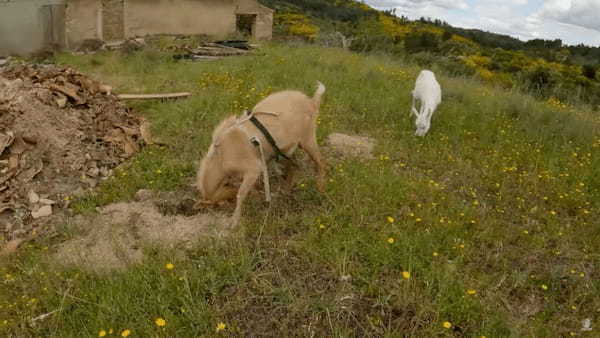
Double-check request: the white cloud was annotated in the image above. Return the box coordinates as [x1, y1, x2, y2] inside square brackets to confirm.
[364, 0, 600, 46]
[537, 0, 600, 32]
[367, 0, 469, 12]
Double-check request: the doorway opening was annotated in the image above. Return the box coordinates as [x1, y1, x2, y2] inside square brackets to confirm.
[236, 14, 256, 38]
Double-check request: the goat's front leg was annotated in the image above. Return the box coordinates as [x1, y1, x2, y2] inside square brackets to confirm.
[282, 159, 298, 192]
[231, 170, 260, 227]
[411, 96, 420, 117]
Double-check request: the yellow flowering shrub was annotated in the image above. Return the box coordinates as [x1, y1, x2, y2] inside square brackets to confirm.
[378, 14, 411, 38]
[276, 13, 319, 40]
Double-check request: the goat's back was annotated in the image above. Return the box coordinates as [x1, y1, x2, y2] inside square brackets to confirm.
[246, 90, 319, 156]
[254, 90, 317, 117]
[413, 70, 441, 106]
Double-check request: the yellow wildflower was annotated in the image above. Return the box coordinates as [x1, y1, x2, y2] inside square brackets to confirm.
[216, 322, 226, 332]
[155, 317, 166, 327]
[541, 284, 548, 290]
[387, 237, 395, 244]
[443, 321, 452, 329]
[99, 330, 107, 337]
[165, 263, 174, 270]
[387, 216, 394, 223]
[467, 289, 477, 295]
[121, 329, 131, 337]
[402, 271, 410, 279]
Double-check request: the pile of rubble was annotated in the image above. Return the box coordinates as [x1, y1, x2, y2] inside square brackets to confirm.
[0, 63, 144, 242]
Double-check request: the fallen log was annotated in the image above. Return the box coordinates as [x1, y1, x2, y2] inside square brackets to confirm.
[116, 92, 191, 100]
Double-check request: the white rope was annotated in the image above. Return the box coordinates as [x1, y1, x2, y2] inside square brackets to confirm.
[237, 110, 280, 125]
[216, 110, 279, 202]
[250, 136, 271, 202]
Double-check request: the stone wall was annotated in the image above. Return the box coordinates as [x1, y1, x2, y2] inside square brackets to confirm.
[59, 0, 273, 50]
[235, 0, 273, 40]
[0, 0, 67, 55]
[102, 0, 124, 41]
[65, 0, 101, 48]
[124, 0, 236, 38]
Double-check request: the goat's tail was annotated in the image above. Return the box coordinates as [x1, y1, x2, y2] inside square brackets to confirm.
[312, 81, 326, 108]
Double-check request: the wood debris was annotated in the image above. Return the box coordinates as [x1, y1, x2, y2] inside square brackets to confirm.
[173, 40, 255, 61]
[117, 92, 190, 100]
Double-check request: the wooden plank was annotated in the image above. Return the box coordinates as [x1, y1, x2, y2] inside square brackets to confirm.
[116, 92, 191, 100]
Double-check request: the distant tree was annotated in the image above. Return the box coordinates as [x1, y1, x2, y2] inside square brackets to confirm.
[582, 64, 597, 80]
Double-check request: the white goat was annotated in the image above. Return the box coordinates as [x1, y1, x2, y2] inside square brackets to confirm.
[196, 82, 327, 226]
[411, 70, 441, 136]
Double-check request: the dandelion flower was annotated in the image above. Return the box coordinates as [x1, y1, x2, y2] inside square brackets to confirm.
[155, 318, 166, 327]
[216, 322, 226, 332]
[99, 330, 107, 337]
[402, 271, 410, 279]
[443, 321, 452, 329]
[165, 263, 174, 270]
[121, 329, 131, 337]
[433, 252, 439, 257]
[541, 284, 548, 290]
[387, 216, 394, 223]
[467, 289, 477, 295]
[387, 237, 395, 244]
[319, 224, 326, 229]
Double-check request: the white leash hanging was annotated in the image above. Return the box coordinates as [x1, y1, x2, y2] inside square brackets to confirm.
[249, 136, 271, 202]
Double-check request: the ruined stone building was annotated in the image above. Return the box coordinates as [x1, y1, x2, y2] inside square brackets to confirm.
[0, 0, 273, 55]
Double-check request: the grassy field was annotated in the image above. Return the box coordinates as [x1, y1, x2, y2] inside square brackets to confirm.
[1, 42, 599, 337]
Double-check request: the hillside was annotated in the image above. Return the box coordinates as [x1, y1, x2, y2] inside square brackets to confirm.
[1, 41, 599, 336]
[260, 0, 600, 108]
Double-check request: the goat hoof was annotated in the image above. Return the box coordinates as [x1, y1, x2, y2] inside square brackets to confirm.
[193, 199, 214, 210]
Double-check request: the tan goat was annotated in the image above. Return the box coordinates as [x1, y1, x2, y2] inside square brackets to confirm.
[196, 81, 326, 226]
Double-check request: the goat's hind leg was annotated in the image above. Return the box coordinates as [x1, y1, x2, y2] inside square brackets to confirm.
[300, 137, 326, 192]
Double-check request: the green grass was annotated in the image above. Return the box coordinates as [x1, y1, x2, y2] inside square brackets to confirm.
[1, 43, 599, 337]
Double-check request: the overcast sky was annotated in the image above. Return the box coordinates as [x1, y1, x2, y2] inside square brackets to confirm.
[364, 0, 600, 47]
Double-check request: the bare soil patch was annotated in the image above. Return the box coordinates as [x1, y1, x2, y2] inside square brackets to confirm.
[55, 190, 229, 273]
[0, 63, 143, 244]
[325, 133, 376, 159]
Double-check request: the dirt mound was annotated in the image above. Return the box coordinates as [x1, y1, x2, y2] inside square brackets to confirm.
[0, 63, 143, 242]
[326, 133, 376, 159]
[55, 192, 229, 273]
